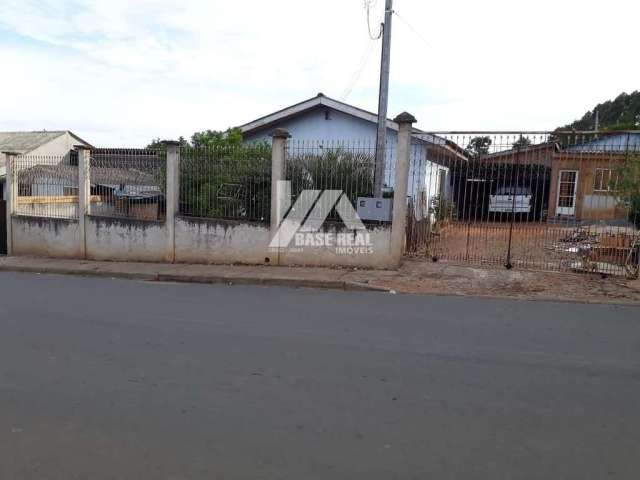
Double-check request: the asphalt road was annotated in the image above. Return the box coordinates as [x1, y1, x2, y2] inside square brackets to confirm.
[0, 272, 639, 480]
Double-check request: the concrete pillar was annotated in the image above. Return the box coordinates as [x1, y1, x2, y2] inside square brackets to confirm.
[3, 152, 18, 256]
[270, 129, 290, 261]
[163, 141, 181, 263]
[390, 112, 416, 267]
[77, 146, 91, 259]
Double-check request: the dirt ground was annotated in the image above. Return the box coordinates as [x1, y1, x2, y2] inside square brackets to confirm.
[420, 221, 638, 276]
[365, 258, 640, 305]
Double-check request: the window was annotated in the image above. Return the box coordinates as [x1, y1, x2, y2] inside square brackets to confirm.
[593, 168, 617, 192]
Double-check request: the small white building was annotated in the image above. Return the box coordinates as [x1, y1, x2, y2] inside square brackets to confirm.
[238, 94, 465, 219]
[0, 130, 91, 200]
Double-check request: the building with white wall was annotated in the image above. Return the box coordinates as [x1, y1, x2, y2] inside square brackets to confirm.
[239, 93, 465, 219]
[0, 131, 91, 200]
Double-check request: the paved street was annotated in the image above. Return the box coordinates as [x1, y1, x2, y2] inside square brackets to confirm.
[0, 272, 639, 479]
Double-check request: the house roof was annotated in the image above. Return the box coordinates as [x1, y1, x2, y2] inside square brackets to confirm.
[482, 142, 559, 160]
[565, 132, 640, 153]
[238, 93, 469, 161]
[0, 131, 91, 154]
[238, 93, 404, 136]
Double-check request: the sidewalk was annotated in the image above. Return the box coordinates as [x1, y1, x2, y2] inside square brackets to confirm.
[1, 255, 639, 305]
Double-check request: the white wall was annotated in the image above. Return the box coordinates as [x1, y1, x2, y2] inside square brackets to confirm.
[175, 217, 271, 265]
[9, 214, 394, 269]
[12, 216, 82, 258]
[85, 216, 167, 263]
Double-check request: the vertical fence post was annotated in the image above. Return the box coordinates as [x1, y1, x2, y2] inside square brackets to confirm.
[390, 112, 416, 267]
[3, 152, 18, 256]
[270, 129, 290, 263]
[77, 146, 91, 259]
[164, 141, 181, 263]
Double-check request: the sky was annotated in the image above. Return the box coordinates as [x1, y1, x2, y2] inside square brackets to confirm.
[0, 0, 638, 147]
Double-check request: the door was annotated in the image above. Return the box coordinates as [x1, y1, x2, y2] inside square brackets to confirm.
[556, 170, 578, 216]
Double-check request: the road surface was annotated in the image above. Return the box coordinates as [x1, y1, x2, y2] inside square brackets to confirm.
[0, 272, 639, 479]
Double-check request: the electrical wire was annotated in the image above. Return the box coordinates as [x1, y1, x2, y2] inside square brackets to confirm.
[341, 39, 377, 100]
[365, 0, 383, 40]
[393, 10, 433, 49]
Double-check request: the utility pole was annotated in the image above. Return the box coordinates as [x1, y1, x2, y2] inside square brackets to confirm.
[373, 0, 393, 198]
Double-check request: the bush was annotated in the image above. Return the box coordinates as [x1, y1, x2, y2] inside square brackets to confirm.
[615, 155, 640, 228]
[430, 194, 456, 223]
[179, 144, 272, 221]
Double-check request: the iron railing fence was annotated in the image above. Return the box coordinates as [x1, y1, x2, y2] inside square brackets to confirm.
[90, 148, 166, 221]
[179, 144, 272, 223]
[14, 154, 79, 219]
[407, 131, 640, 278]
[285, 140, 376, 223]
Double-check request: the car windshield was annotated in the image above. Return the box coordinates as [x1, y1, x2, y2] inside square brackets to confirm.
[495, 187, 531, 195]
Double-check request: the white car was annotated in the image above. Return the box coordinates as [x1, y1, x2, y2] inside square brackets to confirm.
[489, 187, 532, 214]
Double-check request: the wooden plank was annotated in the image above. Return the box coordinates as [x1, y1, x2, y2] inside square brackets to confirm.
[17, 195, 102, 205]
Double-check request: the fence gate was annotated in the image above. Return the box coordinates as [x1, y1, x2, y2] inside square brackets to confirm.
[405, 131, 640, 278]
[0, 200, 7, 255]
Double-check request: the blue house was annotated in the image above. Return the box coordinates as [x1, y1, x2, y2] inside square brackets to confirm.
[239, 93, 465, 220]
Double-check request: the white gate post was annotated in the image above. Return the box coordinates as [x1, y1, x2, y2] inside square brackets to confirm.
[3, 152, 18, 256]
[270, 129, 290, 264]
[77, 146, 91, 259]
[164, 141, 181, 263]
[390, 112, 416, 267]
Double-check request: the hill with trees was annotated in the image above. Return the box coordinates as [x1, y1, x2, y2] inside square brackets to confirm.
[560, 91, 640, 131]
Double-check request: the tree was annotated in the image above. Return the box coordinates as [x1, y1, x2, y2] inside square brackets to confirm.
[512, 136, 532, 149]
[465, 136, 492, 159]
[560, 91, 640, 131]
[191, 128, 243, 149]
[146, 136, 188, 150]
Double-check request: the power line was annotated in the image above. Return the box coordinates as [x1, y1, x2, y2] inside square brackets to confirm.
[365, 0, 383, 40]
[393, 10, 432, 49]
[341, 39, 377, 100]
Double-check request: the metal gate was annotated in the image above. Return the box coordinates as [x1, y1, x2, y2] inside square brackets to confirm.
[405, 131, 640, 278]
[0, 200, 7, 255]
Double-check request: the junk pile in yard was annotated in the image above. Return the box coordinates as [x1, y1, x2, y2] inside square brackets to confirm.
[548, 225, 640, 278]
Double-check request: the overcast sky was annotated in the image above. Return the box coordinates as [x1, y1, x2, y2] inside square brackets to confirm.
[1, 0, 638, 146]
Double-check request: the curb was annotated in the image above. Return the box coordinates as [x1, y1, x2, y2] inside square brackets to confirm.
[0, 264, 391, 293]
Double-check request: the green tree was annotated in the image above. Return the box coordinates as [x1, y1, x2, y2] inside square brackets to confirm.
[191, 128, 243, 149]
[512, 136, 532, 149]
[560, 91, 640, 131]
[146, 136, 188, 150]
[465, 136, 492, 159]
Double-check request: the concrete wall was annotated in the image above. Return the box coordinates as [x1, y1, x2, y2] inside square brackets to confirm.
[11, 216, 82, 258]
[85, 216, 167, 262]
[175, 217, 271, 265]
[10, 213, 393, 269]
[278, 223, 393, 268]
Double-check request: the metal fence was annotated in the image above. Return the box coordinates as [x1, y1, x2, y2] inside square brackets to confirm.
[179, 145, 271, 223]
[90, 148, 166, 221]
[285, 140, 376, 222]
[407, 131, 640, 278]
[14, 154, 79, 219]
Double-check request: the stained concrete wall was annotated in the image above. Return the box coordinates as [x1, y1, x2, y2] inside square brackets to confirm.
[277, 224, 393, 268]
[175, 217, 271, 265]
[11, 216, 81, 258]
[9, 213, 394, 268]
[85, 216, 167, 263]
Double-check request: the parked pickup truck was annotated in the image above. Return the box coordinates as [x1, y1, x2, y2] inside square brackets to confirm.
[489, 187, 533, 214]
